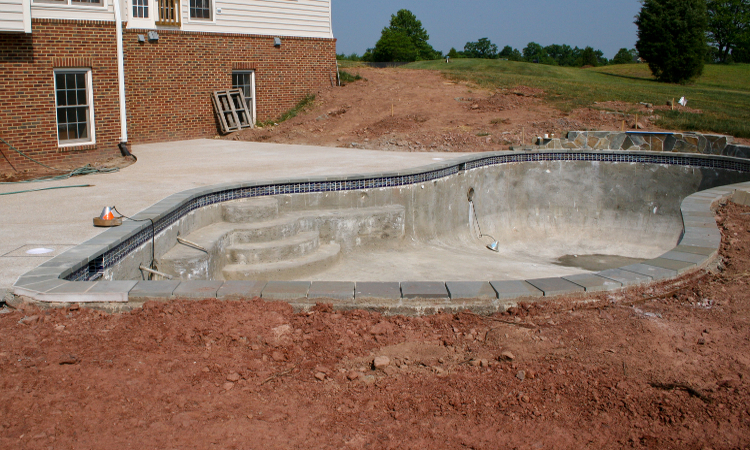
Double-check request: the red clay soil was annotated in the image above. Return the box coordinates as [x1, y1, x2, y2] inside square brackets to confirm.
[2, 201, 750, 449]
[230, 67, 750, 150]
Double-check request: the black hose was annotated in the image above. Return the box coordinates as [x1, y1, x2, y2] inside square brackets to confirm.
[118, 142, 137, 162]
[112, 206, 155, 279]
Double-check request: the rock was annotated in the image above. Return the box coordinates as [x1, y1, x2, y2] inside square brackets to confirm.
[271, 351, 286, 361]
[471, 104, 479, 110]
[226, 373, 241, 382]
[383, 366, 397, 376]
[314, 365, 330, 375]
[499, 351, 515, 361]
[314, 372, 327, 381]
[480, 359, 490, 368]
[19, 315, 39, 325]
[346, 370, 360, 381]
[373, 356, 390, 370]
[517, 370, 526, 381]
[222, 382, 235, 391]
[698, 338, 706, 345]
[59, 355, 79, 365]
[369, 322, 395, 336]
[470, 359, 482, 367]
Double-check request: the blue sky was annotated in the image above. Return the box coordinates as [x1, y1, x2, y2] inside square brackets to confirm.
[333, 0, 642, 59]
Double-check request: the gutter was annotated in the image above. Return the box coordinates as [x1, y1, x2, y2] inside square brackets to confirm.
[112, 0, 128, 144]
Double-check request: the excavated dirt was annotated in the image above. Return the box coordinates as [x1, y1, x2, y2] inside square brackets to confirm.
[230, 67, 750, 150]
[2, 201, 750, 449]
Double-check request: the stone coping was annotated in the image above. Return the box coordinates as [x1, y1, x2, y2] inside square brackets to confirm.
[9, 149, 750, 314]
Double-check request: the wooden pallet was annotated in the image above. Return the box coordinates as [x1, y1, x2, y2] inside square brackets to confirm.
[212, 89, 253, 134]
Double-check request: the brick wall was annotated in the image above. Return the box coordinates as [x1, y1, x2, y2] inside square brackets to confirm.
[0, 20, 121, 174]
[0, 19, 336, 175]
[124, 29, 336, 143]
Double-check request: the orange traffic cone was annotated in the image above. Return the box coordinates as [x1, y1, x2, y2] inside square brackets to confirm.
[100, 206, 114, 221]
[94, 206, 121, 227]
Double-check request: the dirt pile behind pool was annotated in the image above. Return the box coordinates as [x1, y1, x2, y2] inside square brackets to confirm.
[230, 67, 712, 152]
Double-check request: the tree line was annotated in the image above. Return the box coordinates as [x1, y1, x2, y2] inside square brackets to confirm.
[338, 3, 750, 82]
[446, 41, 627, 67]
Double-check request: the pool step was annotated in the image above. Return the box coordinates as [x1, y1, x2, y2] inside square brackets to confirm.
[230, 215, 310, 244]
[227, 231, 320, 264]
[222, 243, 341, 281]
[159, 204, 405, 280]
[222, 197, 279, 223]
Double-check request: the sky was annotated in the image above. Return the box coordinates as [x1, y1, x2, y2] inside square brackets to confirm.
[332, 0, 643, 59]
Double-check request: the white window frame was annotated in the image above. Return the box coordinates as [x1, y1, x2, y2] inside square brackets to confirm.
[126, 0, 155, 28]
[32, 0, 108, 10]
[54, 68, 96, 147]
[185, 0, 215, 24]
[232, 70, 256, 126]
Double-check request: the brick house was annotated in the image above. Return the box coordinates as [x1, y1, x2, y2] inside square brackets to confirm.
[0, 0, 336, 173]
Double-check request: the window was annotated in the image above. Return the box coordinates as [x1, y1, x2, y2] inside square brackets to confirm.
[189, 0, 211, 19]
[54, 69, 95, 145]
[133, 0, 148, 18]
[232, 70, 256, 124]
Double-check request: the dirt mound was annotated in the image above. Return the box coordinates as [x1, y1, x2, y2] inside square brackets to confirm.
[2, 202, 750, 448]
[231, 68, 598, 151]
[228, 68, 745, 151]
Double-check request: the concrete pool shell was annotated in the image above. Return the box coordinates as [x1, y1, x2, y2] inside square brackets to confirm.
[11, 149, 750, 314]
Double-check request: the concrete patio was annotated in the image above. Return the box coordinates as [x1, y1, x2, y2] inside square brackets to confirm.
[0, 140, 464, 295]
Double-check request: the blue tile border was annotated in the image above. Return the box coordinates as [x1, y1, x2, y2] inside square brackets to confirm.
[11, 149, 750, 312]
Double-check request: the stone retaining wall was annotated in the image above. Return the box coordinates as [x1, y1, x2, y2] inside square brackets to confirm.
[532, 131, 750, 158]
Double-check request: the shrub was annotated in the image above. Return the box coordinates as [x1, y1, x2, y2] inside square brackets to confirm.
[636, 0, 708, 83]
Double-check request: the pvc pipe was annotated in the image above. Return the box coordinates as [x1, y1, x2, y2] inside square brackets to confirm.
[112, 0, 128, 143]
[139, 265, 173, 280]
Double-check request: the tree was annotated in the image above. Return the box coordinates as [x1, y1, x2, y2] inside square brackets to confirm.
[371, 28, 419, 62]
[499, 45, 522, 61]
[522, 42, 554, 64]
[463, 38, 499, 59]
[707, 0, 750, 63]
[447, 47, 464, 59]
[369, 9, 438, 62]
[734, 35, 750, 62]
[544, 44, 579, 66]
[635, 0, 708, 83]
[577, 46, 599, 67]
[612, 48, 637, 64]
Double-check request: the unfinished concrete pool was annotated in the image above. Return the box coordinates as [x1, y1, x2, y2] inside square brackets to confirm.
[12, 148, 750, 313]
[153, 157, 737, 282]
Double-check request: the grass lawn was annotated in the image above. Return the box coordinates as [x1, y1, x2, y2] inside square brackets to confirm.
[405, 59, 750, 138]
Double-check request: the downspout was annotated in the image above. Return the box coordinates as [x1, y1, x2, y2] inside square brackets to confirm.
[112, 0, 129, 146]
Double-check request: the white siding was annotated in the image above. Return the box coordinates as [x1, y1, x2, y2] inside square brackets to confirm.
[182, 0, 332, 38]
[26, 0, 332, 38]
[30, 0, 115, 22]
[0, 0, 31, 32]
